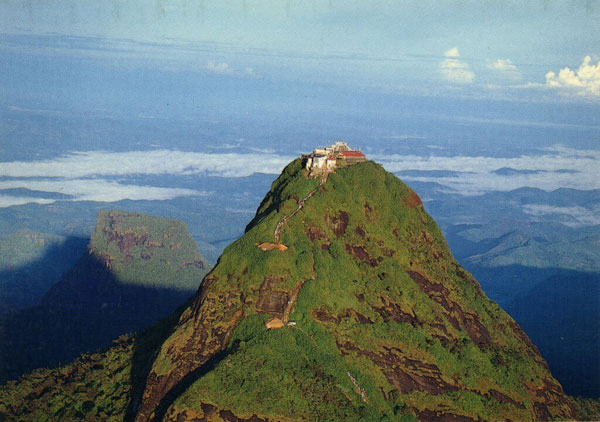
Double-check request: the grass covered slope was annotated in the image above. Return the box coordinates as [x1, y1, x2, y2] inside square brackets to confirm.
[0, 297, 187, 422]
[136, 159, 576, 422]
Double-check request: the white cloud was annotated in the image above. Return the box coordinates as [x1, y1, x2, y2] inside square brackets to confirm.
[440, 47, 475, 84]
[0, 150, 294, 179]
[545, 56, 600, 97]
[381, 134, 426, 141]
[486, 58, 521, 79]
[522, 204, 600, 227]
[3, 147, 598, 206]
[7, 105, 63, 115]
[444, 47, 460, 58]
[0, 195, 56, 208]
[0, 150, 295, 208]
[0, 179, 205, 207]
[206, 62, 254, 76]
[372, 146, 600, 195]
[207, 61, 231, 74]
[487, 58, 517, 71]
[225, 207, 256, 214]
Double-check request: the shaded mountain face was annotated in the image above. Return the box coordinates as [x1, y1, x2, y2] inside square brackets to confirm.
[438, 216, 600, 398]
[506, 271, 600, 398]
[0, 336, 136, 421]
[0, 210, 210, 384]
[133, 159, 576, 422]
[0, 229, 87, 314]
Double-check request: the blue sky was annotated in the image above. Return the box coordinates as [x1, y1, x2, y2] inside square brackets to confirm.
[0, 0, 599, 212]
[1, 0, 599, 100]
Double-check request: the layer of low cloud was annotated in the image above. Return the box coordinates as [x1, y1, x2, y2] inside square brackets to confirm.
[522, 204, 600, 227]
[440, 47, 475, 84]
[373, 146, 600, 195]
[0, 195, 56, 208]
[0, 150, 294, 208]
[0, 179, 205, 208]
[0, 150, 294, 179]
[1, 147, 598, 208]
[545, 56, 600, 97]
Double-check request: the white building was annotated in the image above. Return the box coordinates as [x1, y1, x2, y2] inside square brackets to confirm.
[312, 154, 327, 169]
[305, 141, 364, 172]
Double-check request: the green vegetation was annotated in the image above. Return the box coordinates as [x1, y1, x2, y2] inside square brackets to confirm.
[141, 159, 577, 421]
[0, 159, 581, 421]
[90, 210, 210, 290]
[0, 336, 133, 422]
[0, 210, 210, 385]
[0, 295, 189, 422]
[171, 313, 417, 421]
[571, 396, 600, 421]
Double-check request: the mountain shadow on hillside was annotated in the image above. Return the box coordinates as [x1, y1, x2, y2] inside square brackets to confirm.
[504, 270, 600, 398]
[0, 252, 197, 384]
[464, 264, 563, 307]
[0, 234, 88, 315]
[461, 263, 600, 398]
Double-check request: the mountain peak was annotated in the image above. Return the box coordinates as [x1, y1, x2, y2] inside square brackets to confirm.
[133, 158, 576, 421]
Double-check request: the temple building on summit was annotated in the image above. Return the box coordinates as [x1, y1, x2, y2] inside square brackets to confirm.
[304, 141, 366, 175]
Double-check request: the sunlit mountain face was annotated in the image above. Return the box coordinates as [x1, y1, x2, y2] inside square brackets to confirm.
[0, 0, 598, 407]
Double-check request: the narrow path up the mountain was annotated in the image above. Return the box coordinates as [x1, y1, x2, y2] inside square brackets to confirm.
[273, 172, 328, 244]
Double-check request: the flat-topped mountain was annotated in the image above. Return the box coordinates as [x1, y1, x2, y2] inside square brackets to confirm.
[44, 210, 209, 305]
[1, 158, 582, 421]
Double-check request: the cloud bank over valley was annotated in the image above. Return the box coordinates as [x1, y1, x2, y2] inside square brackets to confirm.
[374, 146, 600, 194]
[0, 146, 598, 208]
[0, 150, 294, 179]
[0, 150, 294, 207]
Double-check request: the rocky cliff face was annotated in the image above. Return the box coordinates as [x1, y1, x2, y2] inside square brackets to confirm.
[133, 159, 576, 422]
[84, 210, 208, 289]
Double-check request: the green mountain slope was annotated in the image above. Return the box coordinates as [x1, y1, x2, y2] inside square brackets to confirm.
[133, 159, 576, 421]
[0, 160, 580, 421]
[0, 336, 134, 422]
[88, 210, 208, 290]
[0, 211, 210, 384]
